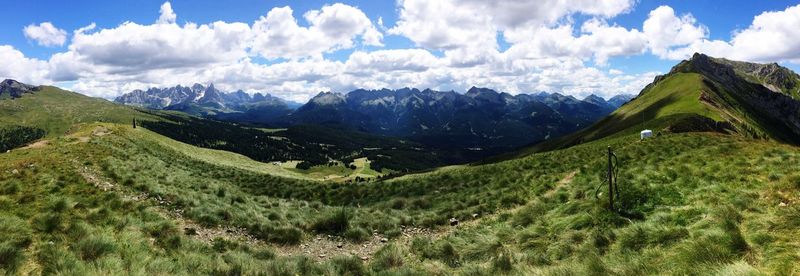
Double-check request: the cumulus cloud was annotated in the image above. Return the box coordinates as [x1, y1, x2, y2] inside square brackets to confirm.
[23, 22, 67, 47]
[0, 45, 50, 83]
[643, 6, 708, 58]
[14, 1, 800, 103]
[251, 3, 383, 60]
[157, 2, 177, 24]
[389, 0, 643, 67]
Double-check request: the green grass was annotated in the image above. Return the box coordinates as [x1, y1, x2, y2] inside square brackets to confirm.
[0, 86, 157, 138]
[1, 85, 799, 274]
[6, 121, 799, 274]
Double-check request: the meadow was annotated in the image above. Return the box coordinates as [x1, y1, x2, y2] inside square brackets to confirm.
[2, 120, 798, 274]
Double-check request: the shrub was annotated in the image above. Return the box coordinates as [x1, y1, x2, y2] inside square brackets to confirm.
[49, 197, 72, 213]
[296, 161, 313, 170]
[311, 208, 351, 234]
[253, 248, 276, 260]
[249, 224, 303, 245]
[212, 238, 238, 253]
[0, 242, 24, 272]
[330, 255, 367, 276]
[344, 227, 370, 242]
[75, 235, 116, 261]
[390, 198, 407, 209]
[371, 244, 405, 272]
[491, 248, 514, 272]
[512, 201, 548, 227]
[146, 221, 182, 250]
[33, 213, 63, 233]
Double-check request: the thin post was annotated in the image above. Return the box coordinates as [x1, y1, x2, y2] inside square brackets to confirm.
[133, 117, 137, 129]
[607, 146, 614, 211]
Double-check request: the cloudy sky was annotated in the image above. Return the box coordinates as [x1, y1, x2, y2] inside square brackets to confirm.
[2, 0, 799, 102]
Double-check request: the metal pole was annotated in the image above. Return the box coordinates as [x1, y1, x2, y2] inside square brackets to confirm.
[607, 146, 614, 211]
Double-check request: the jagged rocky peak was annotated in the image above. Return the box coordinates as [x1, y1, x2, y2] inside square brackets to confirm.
[309, 92, 346, 105]
[675, 53, 800, 94]
[0, 79, 39, 98]
[583, 94, 607, 105]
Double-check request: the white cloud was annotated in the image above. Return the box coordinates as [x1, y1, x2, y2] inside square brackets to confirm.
[157, 2, 177, 24]
[26, 1, 800, 102]
[643, 6, 708, 58]
[251, 4, 383, 60]
[641, 4, 800, 64]
[0, 45, 50, 83]
[68, 20, 251, 72]
[23, 22, 67, 47]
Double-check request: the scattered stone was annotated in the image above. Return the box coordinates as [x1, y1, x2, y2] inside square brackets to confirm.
[361, 256, 369, 261]
[184, 227, 197, 236]
[779, 202, 788, 207]
[380, 238, 388, 243]
[337, 243, 343, 248]
[11, 169, 19, 174]
[449, 218, 459, 226]
[472, 213, 479, 218]
[318, 254, 326, 258]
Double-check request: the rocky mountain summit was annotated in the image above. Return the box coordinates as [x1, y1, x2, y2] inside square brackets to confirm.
[282, 87, 631, 151]
[0, 79, 39, 98]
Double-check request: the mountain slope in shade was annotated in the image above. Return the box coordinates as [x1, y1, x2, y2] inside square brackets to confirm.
[521, 53, 800, 155]
[283, 87, 619, 151]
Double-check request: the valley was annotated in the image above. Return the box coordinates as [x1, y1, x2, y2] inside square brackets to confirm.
[2, 47, 800, 275]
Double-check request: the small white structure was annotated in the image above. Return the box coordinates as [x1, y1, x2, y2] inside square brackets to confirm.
[640, 129, 653, 140]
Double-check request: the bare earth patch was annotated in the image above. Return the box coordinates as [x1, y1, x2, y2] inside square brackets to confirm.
[21, 139, 49, 149]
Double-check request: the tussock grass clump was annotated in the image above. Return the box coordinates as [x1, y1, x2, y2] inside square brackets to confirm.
[330, 255, 367, 276]
[248, 223, 303, 245]
[371, 243, 406, 272]
[344, 226, 370, 242]
[311, 208, 352, 234]
[75, 235, 116, 261]
[0, 216, 32, 273]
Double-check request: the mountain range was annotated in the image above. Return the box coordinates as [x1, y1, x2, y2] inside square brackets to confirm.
[116, 84, 634, 151]
[5, 53, 800, 274]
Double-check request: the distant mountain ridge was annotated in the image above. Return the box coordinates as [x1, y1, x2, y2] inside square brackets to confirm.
[282, 87, 632, 151]
[115, 83, 633, 151]
[114, 83, 295, 121]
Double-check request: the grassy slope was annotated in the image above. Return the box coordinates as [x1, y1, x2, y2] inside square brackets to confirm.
[129, 127, 312, 180]
[2, 121, 799, 274]
[0, 86, 157, 137]
[506, 73, 720, 158]
[1, 83, 798, 274]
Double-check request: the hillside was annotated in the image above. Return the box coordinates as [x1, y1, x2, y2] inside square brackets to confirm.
[1, 56, 799, 274]
[520, 53, 800, 155]
[0, 82, 482, 174]
[1, 120, 798, 274]
[0, 84, 157, 138]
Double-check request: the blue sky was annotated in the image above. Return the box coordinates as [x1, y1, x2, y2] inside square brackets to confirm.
[2, 0, 800, 101]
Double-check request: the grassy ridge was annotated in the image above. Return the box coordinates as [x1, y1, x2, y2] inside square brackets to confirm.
[506, 73, 721, 157]
[0, 86, 156, 138]
[3, 121, 798, 274]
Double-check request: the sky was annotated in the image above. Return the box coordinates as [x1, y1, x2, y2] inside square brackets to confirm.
[2, 0, 800, 102]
